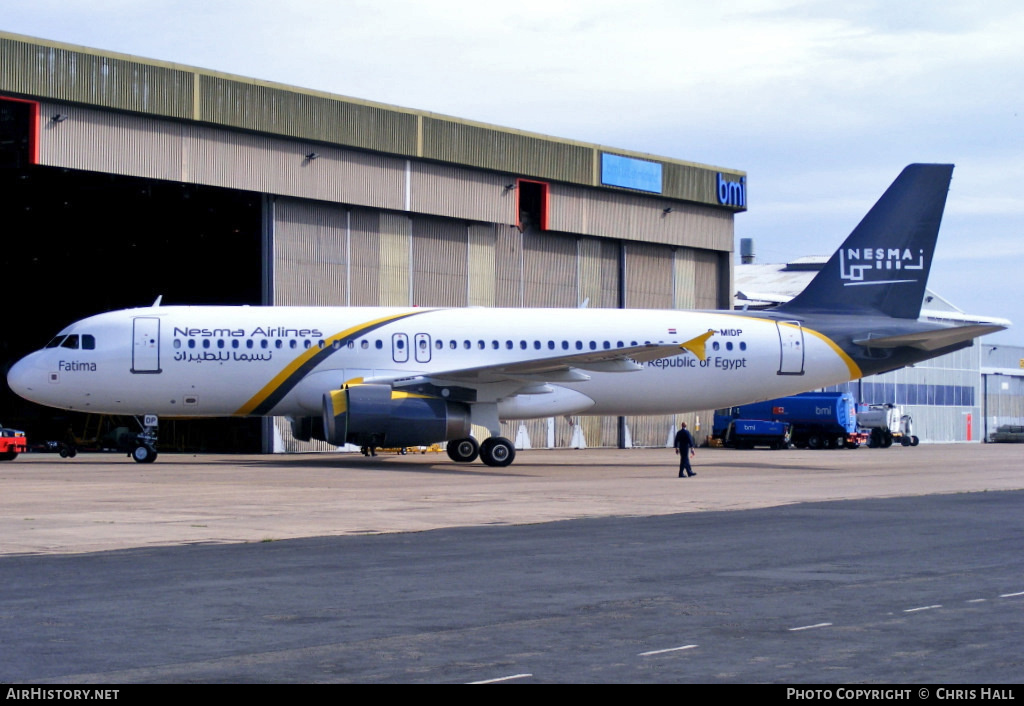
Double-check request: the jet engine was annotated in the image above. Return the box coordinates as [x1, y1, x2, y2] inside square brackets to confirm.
[322, 384, 471, 448]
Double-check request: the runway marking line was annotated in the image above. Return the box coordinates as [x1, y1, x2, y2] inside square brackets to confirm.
[904, 605, 942, 613]
[639, 644, 698, 657]
[788, 623, 832, 632]
[469, 673, 532, 684]
[999, 591, 1024, 598]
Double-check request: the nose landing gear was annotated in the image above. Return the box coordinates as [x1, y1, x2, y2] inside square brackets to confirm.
[130, 415, 159, 464]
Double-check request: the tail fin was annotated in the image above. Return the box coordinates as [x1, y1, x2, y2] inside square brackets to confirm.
[778, 164, 954, 320]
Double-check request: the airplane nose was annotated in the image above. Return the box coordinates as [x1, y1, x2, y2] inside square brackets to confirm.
[7, 354, 40, 402]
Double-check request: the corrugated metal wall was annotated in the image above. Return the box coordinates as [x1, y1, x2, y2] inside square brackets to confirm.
[549, 182, 734, 249]
[34, 102, 736, 269]
[3, 33, 745, 209]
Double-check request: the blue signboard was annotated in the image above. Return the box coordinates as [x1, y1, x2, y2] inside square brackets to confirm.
[601, 153, 663, 194]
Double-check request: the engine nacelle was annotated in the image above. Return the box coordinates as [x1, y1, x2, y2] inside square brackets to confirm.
[323, 384, 471, 448]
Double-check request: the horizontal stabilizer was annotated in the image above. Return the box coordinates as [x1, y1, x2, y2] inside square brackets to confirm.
[853, 324, 1006, 352]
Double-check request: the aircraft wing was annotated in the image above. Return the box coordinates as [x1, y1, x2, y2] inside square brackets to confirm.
[364, 331, 715, 388]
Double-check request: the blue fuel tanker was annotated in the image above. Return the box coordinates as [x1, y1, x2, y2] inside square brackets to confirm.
[713, 392, 867, 449]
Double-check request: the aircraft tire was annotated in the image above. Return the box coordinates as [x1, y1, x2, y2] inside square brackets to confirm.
[131, 444, 158, 464]
[446, 437, 480, 463]
[479, 437, 515, 467]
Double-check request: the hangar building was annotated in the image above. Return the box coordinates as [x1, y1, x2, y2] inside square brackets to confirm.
[0, 31, 743, 453]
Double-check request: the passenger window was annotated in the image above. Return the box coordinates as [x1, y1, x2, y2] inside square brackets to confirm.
[173, 339, 182, 349]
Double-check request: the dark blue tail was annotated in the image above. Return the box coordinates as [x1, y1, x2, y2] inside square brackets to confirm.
[778, 164, 954, 320]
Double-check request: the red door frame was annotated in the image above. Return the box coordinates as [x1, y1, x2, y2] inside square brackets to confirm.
[516, 178, 549, 231]
[0, 95, 40, 165]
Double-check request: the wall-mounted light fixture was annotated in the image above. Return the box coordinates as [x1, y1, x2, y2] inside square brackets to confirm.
[305, 152, 320, 161]
[51, 113, 68, 123]
[662, 207, 674, 215]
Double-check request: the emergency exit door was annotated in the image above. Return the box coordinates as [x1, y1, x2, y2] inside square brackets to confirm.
[776, 321, 805, 375]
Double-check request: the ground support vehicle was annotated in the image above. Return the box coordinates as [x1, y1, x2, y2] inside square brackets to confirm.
[858, 403, 919, 447]
[0, 425, 28, 460]
[714, 392, 866, 449]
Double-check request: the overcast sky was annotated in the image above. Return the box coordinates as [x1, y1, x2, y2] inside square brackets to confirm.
[4, 0, 1021, 342]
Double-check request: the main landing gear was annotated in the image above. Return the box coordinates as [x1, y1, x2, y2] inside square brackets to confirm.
[446, 436, 515, 467]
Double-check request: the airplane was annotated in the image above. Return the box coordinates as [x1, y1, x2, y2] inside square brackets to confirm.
[6, 164, 1008, 466]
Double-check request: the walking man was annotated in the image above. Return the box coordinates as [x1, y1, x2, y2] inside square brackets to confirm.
[674, 421, 697, 478]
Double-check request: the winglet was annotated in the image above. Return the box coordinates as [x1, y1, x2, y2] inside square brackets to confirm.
[680, 330, 715, 361]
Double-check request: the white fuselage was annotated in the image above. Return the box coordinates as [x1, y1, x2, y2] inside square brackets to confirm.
[8, 305, 861, 421]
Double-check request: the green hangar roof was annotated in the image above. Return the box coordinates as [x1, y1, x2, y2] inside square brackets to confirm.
[0, 31, 745, 210]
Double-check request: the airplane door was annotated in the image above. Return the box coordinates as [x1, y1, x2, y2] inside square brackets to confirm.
[776, 321, 805, 375]
[414, 333, 432, 363]
[392, 333, 409, 363]
[132, 317, 162, 374]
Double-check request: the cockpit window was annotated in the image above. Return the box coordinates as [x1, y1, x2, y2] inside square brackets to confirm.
[44, 333, 96, 350]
